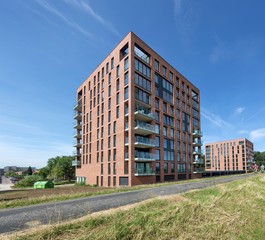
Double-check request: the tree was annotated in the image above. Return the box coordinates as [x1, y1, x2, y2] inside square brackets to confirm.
[46, 156, 75, 182]
[254, 151, 265, 166]
[27, 166, 33, 175]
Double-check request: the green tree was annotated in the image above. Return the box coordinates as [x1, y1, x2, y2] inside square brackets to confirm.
[254, 151, 265, 166]
[46, 156, 75, 182]
[27, 166, 33, 175]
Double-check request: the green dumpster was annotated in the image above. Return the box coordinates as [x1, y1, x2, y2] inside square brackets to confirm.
[34, 181, 54, 189]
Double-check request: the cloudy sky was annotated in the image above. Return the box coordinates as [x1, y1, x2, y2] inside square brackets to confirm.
[1, 0, 265, 168]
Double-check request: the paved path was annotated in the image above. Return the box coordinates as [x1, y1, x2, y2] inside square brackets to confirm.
[0, 184, 13, 191]
[0, 174, 254, 234]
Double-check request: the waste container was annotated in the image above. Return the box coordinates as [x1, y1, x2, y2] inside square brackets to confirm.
[34, 181, 54, 189]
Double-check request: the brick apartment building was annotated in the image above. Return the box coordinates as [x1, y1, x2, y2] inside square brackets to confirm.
[205, 138, 254, 173]
[73, 32, 203, 187]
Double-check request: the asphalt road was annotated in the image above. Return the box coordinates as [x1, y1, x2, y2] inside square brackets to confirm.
[0, 174, 254, 234]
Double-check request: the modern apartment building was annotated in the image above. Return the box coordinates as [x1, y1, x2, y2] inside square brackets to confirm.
[205, 138, 254, 173]
[73, 32, 203, 187]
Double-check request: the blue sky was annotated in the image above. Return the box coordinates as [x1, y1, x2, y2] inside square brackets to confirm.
[1, 0, 265, 168]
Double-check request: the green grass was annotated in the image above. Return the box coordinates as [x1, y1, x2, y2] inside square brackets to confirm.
[7, 174, 265, 240]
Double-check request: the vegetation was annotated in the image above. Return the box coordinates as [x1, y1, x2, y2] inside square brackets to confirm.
[254, 151, 265, 166]
[12, 175, 43, 188]
[8, 174, 265, 240]
[40, 155, 75, 182]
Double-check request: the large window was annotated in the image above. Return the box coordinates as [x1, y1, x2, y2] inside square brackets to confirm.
[135, 59, 151, 78]
[178, 163, 186, 173]
[135, 73, 151, 92]
[155, 73, 173, 103]
[135, 87, 151, 105]
[163, 114, 174, 126]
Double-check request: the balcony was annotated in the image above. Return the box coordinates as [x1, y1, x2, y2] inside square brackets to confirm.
[193, 159, 204, 164]
[134, 169, 155, 176]
[193, 139, 203, 146]
[72, 160, 81, 167]
[73, 142, 82, 148]
[134, 121, 155, 135]
[193, 149, 203, 155]
[74, 112, 82, 121]
[192, 130, 203, 137]
[125, 136, 155, 148]
[193, 167, 204, 174]
[73, 151, 81, 157]
[73, 100, 82, 112]
[135, 151, 155, 162]
[73, 132, 82, 139]
[134, 110, 155, 122]
[74, 122, 82, 130]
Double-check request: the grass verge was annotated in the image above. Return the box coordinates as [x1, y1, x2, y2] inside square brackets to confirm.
[5, 174, 265, 240]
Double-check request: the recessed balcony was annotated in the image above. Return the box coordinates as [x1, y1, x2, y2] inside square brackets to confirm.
[192, 130, 203, 137]
[125, 152, 155, 162]
[125, 136, 155, 148]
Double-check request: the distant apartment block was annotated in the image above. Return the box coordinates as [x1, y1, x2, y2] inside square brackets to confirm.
[73, 32, 203, 187]
[205, 138, 254, 172]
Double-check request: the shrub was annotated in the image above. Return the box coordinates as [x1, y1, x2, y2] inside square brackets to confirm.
[13, 175, 44, 188]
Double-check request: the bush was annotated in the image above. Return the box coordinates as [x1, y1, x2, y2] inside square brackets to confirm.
[13, 175, 44, 188]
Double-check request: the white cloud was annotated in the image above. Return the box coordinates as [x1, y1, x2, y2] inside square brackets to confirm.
[246, 107, 265, 121]
[35, 0, 93, 39]
[250, 128, 265, 141]
[201, 108, 231, 128]
[235, 107, 245, 114]
[64, 0, 121, 38]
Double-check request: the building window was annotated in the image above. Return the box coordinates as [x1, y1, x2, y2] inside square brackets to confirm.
[155, 136, 160, 147]
[171, 163, 175, 173]
[117, 79, 120, 91]
[113, 135, 116, 147]
[106, 62, 109, 74]
[134, 59, 151, 78]
[113, 121, 116, 133]
[116, 65, 120, 78]
[116, 106, 120, 118]
[111, 57, 114, 69]
[135, 73, 151, 92]
[164, 163, 168, 173]
[135, 87, 150, 105]
[124, 87, 129, 100]
[108, 73, 112, 84]
[124, 57, 129, 71]
[116, 92, 120, 104]
[169, 71, 173, 81]
[125, 72, 129, 85]
[156, 162, 160, 173]
[163, 126, 167, 136]
[154, 59, 159, 71]
[155, 149, 160, 160]
[162, 66, 167, 76]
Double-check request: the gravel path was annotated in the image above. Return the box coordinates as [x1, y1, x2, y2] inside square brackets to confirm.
[0, 174, 253, 234]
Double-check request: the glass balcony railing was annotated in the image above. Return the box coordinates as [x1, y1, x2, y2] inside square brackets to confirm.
[193, 159, 204, 164]
[125, 152, 155, 161]
[193, 167, 204, 173]
[135, 136, 155, 147]
[73, 100, 82, 112]
[193, 139, 203, 146]
[193, 149, 203, 155]
[135, 120, 155, 134]
[192, 130, 203, 137]
[134, 109, 155, 121]
[73, 151, 81, 157]
[72, 160, 81, 167]
[134, 168, 155, 176]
